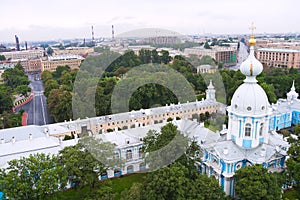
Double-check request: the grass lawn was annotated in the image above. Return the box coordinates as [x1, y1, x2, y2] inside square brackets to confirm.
[45, 172, 147, 200]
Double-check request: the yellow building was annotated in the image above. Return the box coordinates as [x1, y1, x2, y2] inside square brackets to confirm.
[41, 54, 84, 72]
[53, 47, 94, 56]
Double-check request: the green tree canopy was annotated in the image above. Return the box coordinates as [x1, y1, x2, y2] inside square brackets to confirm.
[137, 162, 226, 200]
[234, 164, 282, 200]
[286, 135, 300, 197]
[0, 153, 67, 200]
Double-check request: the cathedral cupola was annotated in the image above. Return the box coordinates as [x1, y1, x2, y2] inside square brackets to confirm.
[227, 24, 271, 148]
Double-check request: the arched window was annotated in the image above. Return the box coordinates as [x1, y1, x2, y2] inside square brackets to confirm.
[245, 123, 251, 137]
[139, 162, 146, 171]
[127, 165, 134, 173]
[138, 147, 144, 158]
[259, 123, 264, 136]
[126, 149, 132, 161]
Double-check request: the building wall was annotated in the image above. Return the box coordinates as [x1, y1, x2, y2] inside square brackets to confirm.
[41, 58, 82, 72]
[28, 59, 42, 72]
[256, 48, 300, 68]
[90, 103, 221, 135]
[53, 47, 94, 56]
[184, 47, 237, 66]
[200, 150, 286, 195]
[0, 50, 44, 60]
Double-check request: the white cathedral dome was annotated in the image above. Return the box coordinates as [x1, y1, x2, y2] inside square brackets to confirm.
[231, 83, 269, 115]
[229, 35, 270, 115]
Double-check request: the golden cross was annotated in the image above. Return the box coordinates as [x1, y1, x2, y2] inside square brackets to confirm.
[250, 22, 256, 35]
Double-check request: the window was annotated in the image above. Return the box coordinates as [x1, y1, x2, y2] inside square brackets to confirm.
[236, 163, 242, 170]
[245, 123, 251, 137]
[127, 165, 134, 173]
[126, 149, 133, 160]
[139, 147, 144, 158]
[259, 123, 263, 136]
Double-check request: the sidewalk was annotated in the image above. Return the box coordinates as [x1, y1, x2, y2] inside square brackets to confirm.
[12, 92, 34, 113]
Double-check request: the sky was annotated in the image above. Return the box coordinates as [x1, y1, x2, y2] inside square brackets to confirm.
[1, 0, 300, 43]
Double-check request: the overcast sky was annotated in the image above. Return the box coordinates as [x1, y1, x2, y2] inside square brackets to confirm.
[1, 0, 300, 42]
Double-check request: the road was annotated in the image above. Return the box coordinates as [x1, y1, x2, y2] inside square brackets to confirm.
[227, 41, 249, 71]
[15, 73, 53, 125]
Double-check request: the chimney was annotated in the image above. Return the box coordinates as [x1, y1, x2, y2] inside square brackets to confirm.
[223, 147, 228, 155]
[15, 35, 20, 51]
[1, 138, 4, 144]
[260, 148, 266, 157]
[29, 133, 33, 140]
[12, 136, 16, 143]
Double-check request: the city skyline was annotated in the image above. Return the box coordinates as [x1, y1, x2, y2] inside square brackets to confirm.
[1, 0, 300, 43]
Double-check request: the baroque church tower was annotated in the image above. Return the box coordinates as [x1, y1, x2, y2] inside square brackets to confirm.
[197, 27, 288, 196]
[227, 32, 272, 148]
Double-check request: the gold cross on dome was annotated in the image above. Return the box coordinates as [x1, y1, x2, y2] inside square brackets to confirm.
[250, 22, 256, 35]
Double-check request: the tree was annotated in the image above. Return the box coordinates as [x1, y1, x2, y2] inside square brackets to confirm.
[151, 49, 160, 63]
[140, 162, 226, 200]
[234, 165, 282, 200]
[260, 82, 277, 103]
[44, 79, 59, 98]
[0, 153, 67, 200]
[205, 111, 210, 120]
[41, 70, 53, 83]
[58, 142, 102, 190]
[294, 124, 300, 135]
[15, 85, 31, 97]
[0, 86, 12, 114]
[46, 47, 54, 56]
[120, 182, 143, 200]
[0, 55, 5, 61]
[58, 136, 122, 191]
[53, 65, 70, 79]
[199, 55, 216, 66]
[143, 123, 189, 170]
[286, 135, 300, 197]
[204, 42, 211, 49]
[160, 50, 171, 64]
[84, 181, 115, 200]
[47, 89, 72, 122]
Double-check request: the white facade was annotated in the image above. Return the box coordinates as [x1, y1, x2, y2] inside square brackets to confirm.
[199, 35, 288, 196]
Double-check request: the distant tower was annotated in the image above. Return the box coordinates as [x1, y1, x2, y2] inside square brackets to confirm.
[287, 80, 299, 102]
[15, 35, 20, 51]
[206, 80, 216, 101]
[83, 38, 86, 47]
[112, 25, 115, 41]
[25, 41, 28, 50]
[91, 26, 95, 42]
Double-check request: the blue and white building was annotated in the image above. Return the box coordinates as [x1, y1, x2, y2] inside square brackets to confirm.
[197, 35, 289, 195]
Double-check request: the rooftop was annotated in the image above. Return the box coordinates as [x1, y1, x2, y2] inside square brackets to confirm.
[257, 48, 300, 53]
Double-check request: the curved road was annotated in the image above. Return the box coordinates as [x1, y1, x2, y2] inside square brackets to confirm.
[227, 41, 249, 71]
[15, 73, 53, 125]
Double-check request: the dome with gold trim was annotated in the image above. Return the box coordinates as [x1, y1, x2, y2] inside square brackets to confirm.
[228, 34, 270, 116]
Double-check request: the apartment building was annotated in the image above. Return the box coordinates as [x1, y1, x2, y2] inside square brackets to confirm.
[184, 47, 237, 66]
[41, 54, 84, 71]
[0, 49, 44, 60]
[256, 48, 300, 68]
[53, 47, 94, 56]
